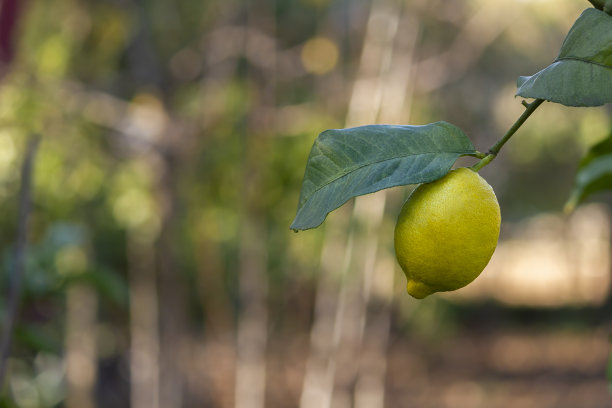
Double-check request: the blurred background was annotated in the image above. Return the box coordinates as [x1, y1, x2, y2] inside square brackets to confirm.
[0, 0, 610, 407]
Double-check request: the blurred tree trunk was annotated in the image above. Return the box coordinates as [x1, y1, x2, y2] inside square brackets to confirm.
[65, 284, 98, 408]
[189, 11, 244, 408]
[235, 216, 268, 408]
[156, 148, 189, 407]
[126, 132, 190, 408]
[128, 231, 160, 408]
[300, 1, 420, 407]
[122, 2, 165, 404]
[353, 9, 420, 408]
[192, 237, 235, 407]
[234, 2, 275, 407]
[123, 0, 191, 404]
[415, 1, 523, 93]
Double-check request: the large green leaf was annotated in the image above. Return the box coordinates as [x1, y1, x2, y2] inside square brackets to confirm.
[291, 121, 476, 231]
[517, 8, 612, 107]
[565, 130, 612, 211]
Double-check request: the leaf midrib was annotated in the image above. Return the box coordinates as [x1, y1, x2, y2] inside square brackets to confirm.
[300, 148, 473, 207]
[555, 56, 612, 70]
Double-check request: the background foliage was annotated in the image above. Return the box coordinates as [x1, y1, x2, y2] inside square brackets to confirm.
[0, 0, 610, 407]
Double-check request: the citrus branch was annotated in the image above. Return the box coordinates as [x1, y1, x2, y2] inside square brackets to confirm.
[471, 98, 544, 171]
[466, 151, 487, 159]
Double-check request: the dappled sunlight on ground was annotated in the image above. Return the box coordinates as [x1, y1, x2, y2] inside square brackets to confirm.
[198, 325, 612, 408]
[448, 204, 611, 306]
[385, 328, 612, 408]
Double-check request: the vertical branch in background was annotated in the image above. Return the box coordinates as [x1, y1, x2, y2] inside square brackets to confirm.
[300, 1, 420, 406]
[124, 0, 189, 405]
[234, 1, 274, 407]
[128, 229, 160, 408]
[234, 211, 268, 408]
[123, 3, 164, 406]
[156, 147, 189, 408]
[414, 1, 522, 93]
[189, 11, 245, 408]
[299, 211, 353, 408]
[324, 2, 401, 406]
[65, 284, 98, 408]
[0, 134, 40, 387]
[353, 10, 420, 408]
[300, 0, 399, 405]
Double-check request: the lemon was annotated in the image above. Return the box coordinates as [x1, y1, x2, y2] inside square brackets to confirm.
[394, 167, 501, 299]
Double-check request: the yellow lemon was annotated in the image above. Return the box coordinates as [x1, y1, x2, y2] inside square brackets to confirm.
[394, 167, 501, 299]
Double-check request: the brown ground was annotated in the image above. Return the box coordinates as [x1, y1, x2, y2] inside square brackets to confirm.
[259, 326, 612, 408]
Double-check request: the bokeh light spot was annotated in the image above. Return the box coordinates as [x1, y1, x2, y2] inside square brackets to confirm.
[301, 37, 339, 75]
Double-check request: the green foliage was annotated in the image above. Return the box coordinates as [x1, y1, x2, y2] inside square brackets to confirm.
[587, 0, 612, 14]
[294, 6, 612, 232]
[0, 0, 610, 404]
[517, 9, 612, 106]
[13, 325, 61, 355]
[565, 130, 612, 211]
[291, 122, 476, 231]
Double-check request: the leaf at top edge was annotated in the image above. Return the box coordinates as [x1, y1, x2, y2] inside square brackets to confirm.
[290, 121, 476, 231]
[517, 8, 612, 107]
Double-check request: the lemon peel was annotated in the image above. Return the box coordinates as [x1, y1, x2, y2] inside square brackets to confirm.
[394, 167, 501, 299]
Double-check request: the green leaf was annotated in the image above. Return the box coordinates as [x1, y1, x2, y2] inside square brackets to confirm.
[517, 8, 612, 107]
[577, 129, 612, 168]
[587, 0, 605, 11]
[565, 130, 612, 211]
[291, 121, 476, 231]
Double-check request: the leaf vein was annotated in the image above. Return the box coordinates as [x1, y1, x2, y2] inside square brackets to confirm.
[300, 149, 472, 205]
[555, 56, 612, 70]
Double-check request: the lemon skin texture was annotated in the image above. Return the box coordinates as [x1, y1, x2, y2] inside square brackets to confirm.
[394, 167, 501, 299]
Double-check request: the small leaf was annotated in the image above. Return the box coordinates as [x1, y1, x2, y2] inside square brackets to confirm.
[517, 8, 612, 107]
[565, 130, 612, 211]
[291, 121, 476, 231]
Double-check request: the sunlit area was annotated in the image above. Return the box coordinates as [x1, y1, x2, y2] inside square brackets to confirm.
[0, 0, 610, 407]
[450, 204, 611, 306]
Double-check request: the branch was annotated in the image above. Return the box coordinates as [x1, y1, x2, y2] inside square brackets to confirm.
[0, 134, 41, 387]
[471, 99, 544, 171]
[488, 99, 544, 156]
